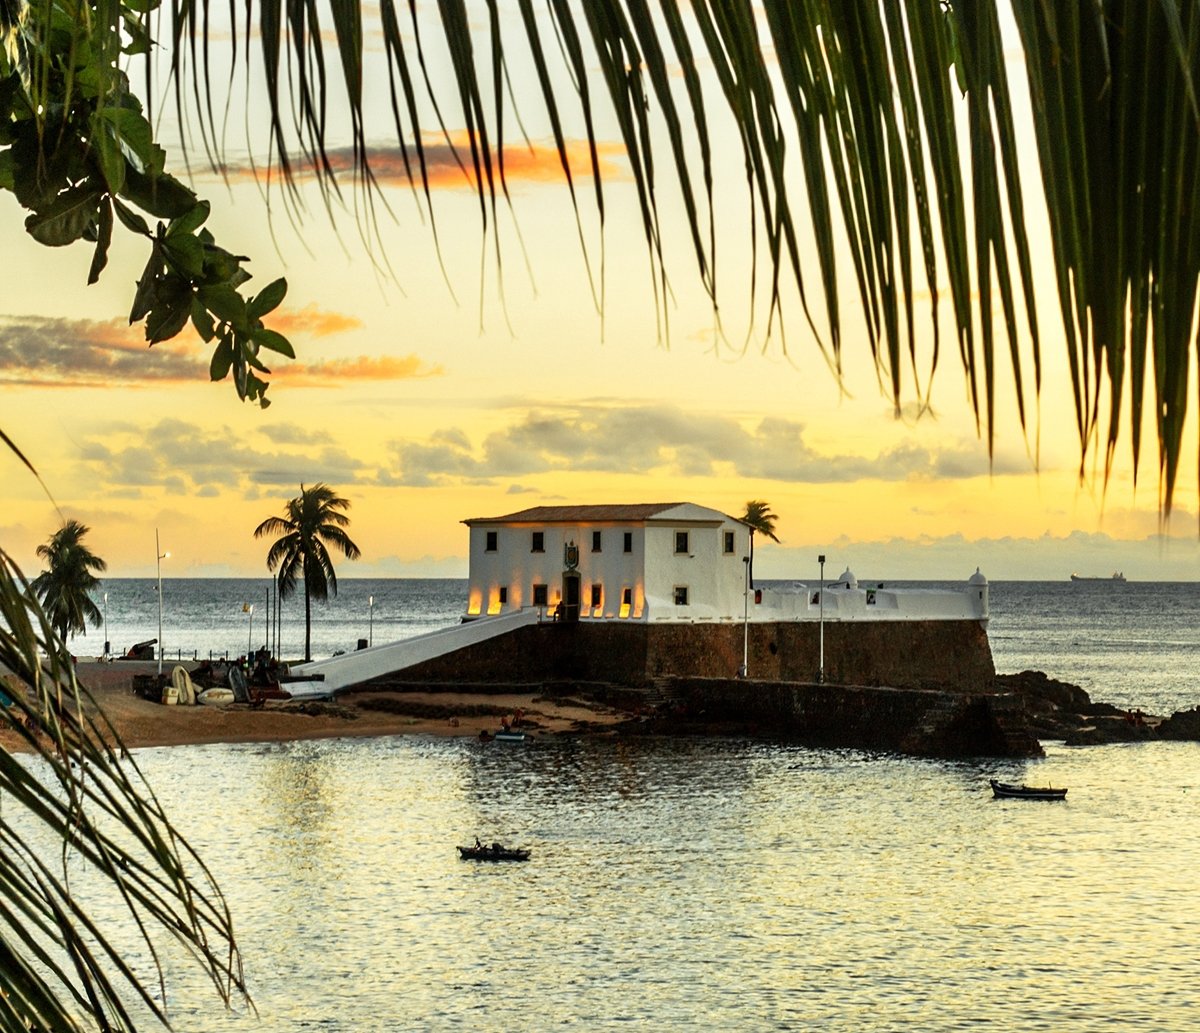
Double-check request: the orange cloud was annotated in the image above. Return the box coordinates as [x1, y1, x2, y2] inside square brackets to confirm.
[212, 136, 627, 191]
[273, 354, 443, 384]
[269, 304, 364, 337]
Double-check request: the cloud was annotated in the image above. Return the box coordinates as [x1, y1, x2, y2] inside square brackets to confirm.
[268, 304, 364, 337]
[213, 137, 627, 190]
[81, 418, 372, 492]
[383, 403, 1011, 487]
[0, 313, 437, 388]
[0, 315, 206, 387]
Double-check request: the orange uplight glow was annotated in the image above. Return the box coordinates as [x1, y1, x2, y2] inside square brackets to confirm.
[467, 588, 483, 616]
[487, 591, 502, 615]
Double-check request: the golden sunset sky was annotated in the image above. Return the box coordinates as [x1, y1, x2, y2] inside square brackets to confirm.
[3, 6, 1197, 583]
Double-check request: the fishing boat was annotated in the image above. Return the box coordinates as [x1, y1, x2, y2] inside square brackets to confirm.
[989, 778, 1068, 801]
[1070, 572, 1126, 582]
[493, 730, 527, 742]
[457, 843, 531, 862]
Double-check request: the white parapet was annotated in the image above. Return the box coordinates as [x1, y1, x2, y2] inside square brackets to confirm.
[286, 608, 539, 698]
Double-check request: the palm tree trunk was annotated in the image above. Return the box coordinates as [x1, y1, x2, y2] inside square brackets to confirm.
[304, 581, 312, 662]
[748, 529, 756, 591]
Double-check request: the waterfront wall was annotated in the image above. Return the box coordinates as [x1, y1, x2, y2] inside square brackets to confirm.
[363, 618, 995, 693]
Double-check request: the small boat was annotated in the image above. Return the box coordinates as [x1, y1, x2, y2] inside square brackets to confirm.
[493, 730, 527, 742]
[457, 843, 531, 862]
[1070, 572, 1126, 582]
[989, 778, 1068, 801]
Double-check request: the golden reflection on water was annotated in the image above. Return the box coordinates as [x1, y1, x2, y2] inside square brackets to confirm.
[90, 736, 1200, 1031]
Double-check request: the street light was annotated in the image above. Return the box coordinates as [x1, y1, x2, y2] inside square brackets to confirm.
[156, 530, 169, 676]
[818, 554, 826, 684]
[243, 603, 254, 660]
[103, 591, 109, 660]
[369, 594, 375, 648]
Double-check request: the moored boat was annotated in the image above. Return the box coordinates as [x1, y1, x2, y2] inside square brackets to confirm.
[457, 843, 531, 862]
[989, 778, 1067, 801]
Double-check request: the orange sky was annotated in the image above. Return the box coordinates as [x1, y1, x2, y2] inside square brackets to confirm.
[2, 7, 1198, 583]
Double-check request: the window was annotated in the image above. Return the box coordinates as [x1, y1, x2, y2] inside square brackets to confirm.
[485, 530, 498, 552]
[533, 584, 548, 606]
[673, 585, 689, 606]
[592, 530, 602, 552]
[622, 587, 632, 605]
[675, 531, 689, 555]
[623, 532, 633, 553]
[723, 531, 735, 554]
[590, 584, 602, 607]
[498, 586, 508, 604]
[531, 531, 545, 553]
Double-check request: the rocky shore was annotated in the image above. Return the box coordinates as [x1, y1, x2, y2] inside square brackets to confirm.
[996, 670, 1200, 746]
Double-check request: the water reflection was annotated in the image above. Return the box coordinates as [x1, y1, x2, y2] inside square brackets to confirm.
[59, 735, 1200, 1031]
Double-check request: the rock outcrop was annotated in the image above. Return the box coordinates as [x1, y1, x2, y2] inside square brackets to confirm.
[995, 670, 1162, 745]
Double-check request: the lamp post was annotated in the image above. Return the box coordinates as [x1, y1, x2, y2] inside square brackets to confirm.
[156, 530, 169, 676]
[103, 591, 109, 660]
[243, 603, 254, 660]
[818, 554, 826, 684]
[740, 556, 750, 678]
[369, 594, 375, 648]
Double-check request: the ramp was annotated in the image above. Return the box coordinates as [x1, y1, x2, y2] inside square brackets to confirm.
[285, 609, 539, 698]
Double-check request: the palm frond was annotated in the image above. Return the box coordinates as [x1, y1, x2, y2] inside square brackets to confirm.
[0, 548, 249, 1032]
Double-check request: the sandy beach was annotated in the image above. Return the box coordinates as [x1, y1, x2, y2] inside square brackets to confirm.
[0, 660, 633, 753]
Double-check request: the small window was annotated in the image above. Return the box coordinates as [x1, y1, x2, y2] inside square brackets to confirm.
[531, 531, 545, 553]
[592, 530, 602, 552]
[723, 531, 735, 554]
[675, 531, 689, 555]
[485, 530, 498, 552]
[623, 532, 633, 553]
[622, 587, 632, 605]
[590, 584, 602, 607]
[498, 586, 508, 604]
[533, 584, 548, 606]
[673, 585, 689, 606]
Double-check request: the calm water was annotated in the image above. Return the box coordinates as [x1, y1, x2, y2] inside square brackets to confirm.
[73, 736, 1200, 1032]
[40, 578, 1200, 1030]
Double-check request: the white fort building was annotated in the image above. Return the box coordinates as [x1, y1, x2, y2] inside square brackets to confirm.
[463, 503, 989, 624]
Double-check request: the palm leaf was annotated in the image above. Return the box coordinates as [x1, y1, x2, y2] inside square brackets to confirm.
[0, 548, 248, 1032]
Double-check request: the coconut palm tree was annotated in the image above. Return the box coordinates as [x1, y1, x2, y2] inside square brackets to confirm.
[741, 500, 781, 590]
[30, 519, 107, 642]
[254, 484, 363, 661]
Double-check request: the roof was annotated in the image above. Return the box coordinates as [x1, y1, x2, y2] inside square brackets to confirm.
[463, 503, 743, 526]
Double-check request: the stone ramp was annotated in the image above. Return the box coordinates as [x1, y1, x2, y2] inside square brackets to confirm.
[286, 610, 539, 698]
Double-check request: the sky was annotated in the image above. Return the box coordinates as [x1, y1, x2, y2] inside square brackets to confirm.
[3, 5, 1198, 585]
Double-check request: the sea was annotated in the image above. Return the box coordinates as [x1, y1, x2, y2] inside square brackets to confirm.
[29, 580, 1200, 1029]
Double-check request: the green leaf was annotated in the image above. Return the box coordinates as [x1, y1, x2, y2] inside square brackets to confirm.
[167, 200, 211, 238]
[254, 328, 295, 358]
[96, 107, 155, 169]
[121, 165, 196, 219]
[112, 197, 151, 236]
[129, 245, 164, 322]
[209, 334, 236, 380]
[164, 232, 205, 277]
[0, 149, 13, 191]
[145, 279, 194, 342]
[88, 113, 127, 194]
[87, 198, 113, 285]
[248, 277, 287, 319]
[191, 297, 216, 342]
[197, 285, 247, 325]
[25, 184, 104, 247]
